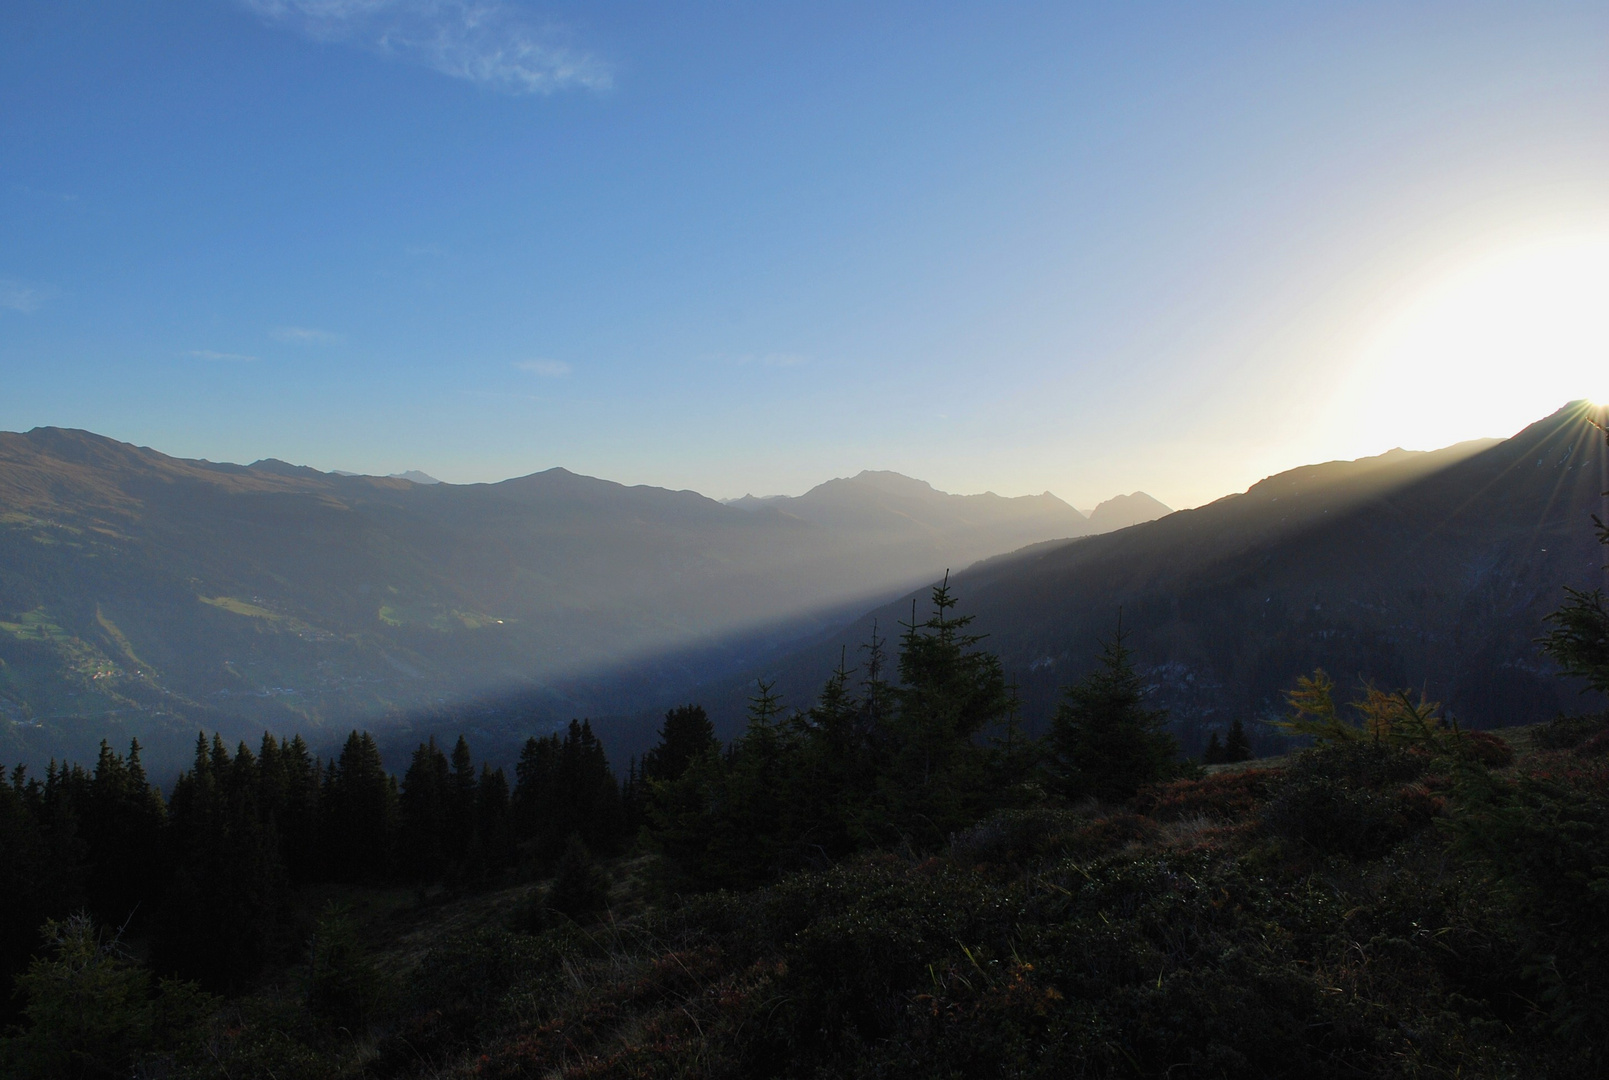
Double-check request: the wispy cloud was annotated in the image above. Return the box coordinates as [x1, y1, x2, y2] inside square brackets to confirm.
[513, 358, 571, 377]
[237, 1, 613, 94]
[0, 280, 53, 313]
[273, 325, 343, 344]
[188, 350, 259, 362]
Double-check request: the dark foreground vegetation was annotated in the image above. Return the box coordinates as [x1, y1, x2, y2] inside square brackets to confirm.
[5, 455, 1609, 1078]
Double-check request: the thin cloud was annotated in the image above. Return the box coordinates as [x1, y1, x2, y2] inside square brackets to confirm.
[273, 325, 343, 344]
[237, 1, 613, 95]
[188, 350, 259, 362]
[0, 280, 52, 313]
[513, 359, 571, 377]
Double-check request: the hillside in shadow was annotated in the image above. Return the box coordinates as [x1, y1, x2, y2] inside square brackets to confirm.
[703, 402, 1609, 752]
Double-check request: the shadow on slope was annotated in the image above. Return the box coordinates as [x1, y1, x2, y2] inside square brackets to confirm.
[696, 402, 1609, 753]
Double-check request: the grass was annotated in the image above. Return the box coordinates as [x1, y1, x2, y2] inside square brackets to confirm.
[200, 595, 284, 620]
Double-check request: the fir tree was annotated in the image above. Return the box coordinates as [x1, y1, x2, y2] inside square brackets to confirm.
[641, 704, 717, 783]
[321, 732, 396, 884]
[475, 764, 514, 876]
[398, 737, 451, 882]
[446, 735, 478, 864]
[883, 575, 1014, 843]
[1047, 620, 1179, 802]
[543, 834, 611, 922]
[1223, 716, 1254, 763]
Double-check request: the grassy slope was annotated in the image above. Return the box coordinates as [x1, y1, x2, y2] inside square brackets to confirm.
[186, 719, 1607, 1079]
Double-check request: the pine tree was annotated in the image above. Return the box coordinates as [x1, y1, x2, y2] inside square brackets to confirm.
[1047, 621, 1179, 802]
[321, 732, 396, 883]
[475, 764, 514, 876]
[641, 705, 717, 783]
[512, 733, 561, 857]
[398, 737, 451, 882]
[1202, 731, 1225, 765]
[446, 735, 478, 866]
[83, 740, 166, 929]
[543, 834, 611, 922]
[277, 735, 322, 884]
[156, 734, 290, 990]
[883, 575, 1014, 843]
[1223, 716, 1254, 763]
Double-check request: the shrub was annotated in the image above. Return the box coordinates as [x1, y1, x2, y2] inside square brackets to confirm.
[0, 914, 215, 1079]
[1133, 769, 1277, 822]
[544, 834, 612, 923]
[305, 905, 385, 1029]
[1529, 712, 1609, 751]
[1458, 729, 1515, 768]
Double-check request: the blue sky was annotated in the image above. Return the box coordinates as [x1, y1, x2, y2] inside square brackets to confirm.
[2, 2, 1606, 509]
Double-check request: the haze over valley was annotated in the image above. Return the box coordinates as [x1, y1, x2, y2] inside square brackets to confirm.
[4, 4, 1609, 1076]
[0, 425, 1171, 772]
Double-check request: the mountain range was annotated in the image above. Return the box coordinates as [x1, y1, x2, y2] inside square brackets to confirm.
[6, 403, 1604, 777]
[701, 402, 1609, 752]
[0, 430, 1129, 773]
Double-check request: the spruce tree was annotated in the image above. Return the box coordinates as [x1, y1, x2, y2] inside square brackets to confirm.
[641, 705, 717, 783]
[884, 576, 1013, 843]
[446, 735, 478, 864]
[543, 834, 611, 921]
[475, 764, 514, 876]
[321, 732, 395, 883]
[398, 737, 451, 882]
[1047, 622, 1178, 802]
[1202, 731, 1225, 765]
[1223, 717, 1254, 763]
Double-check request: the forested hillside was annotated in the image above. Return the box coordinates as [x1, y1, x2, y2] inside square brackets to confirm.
[0, 429, 1088, 776]
[4, 563, 1607, 1077]
[719, 402, 1608, 750]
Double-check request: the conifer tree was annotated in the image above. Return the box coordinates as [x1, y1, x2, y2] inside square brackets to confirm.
[321, 732, 396, 883]
[543, 834, 611, 921]
[399, 737, 451, 882]
[641, 705, 717, 783]
[156, 734, 289, 990]
[1047, 621, 1179, 802]
[446, 735, 478, 863]
[475, 764, 514, 875]
[83, 740, 166, 929]
[1202, 731, 1225, 764]
[883, 576, 1014, 842]
[1223, 716, 1254, 763]
[512, 732, 561, 856]
[275, 734, 322, 884]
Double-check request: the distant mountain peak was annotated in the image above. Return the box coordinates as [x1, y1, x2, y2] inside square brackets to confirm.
[846, 470, 939, 497]
[389, 470, 441, 485]
[1087, 491, 1172, 533]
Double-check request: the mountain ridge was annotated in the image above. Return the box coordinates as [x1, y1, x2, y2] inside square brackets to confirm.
[0, 428, 1101, 774]
[694, 403, 1606, 749]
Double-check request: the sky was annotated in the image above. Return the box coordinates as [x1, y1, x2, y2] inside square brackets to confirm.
[1, 1, 1606, 510]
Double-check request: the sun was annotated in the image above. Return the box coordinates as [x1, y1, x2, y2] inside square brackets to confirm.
[1343, 231, 1609, 450]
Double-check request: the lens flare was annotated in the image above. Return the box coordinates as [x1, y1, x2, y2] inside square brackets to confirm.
[1342, 232, 1609, 450]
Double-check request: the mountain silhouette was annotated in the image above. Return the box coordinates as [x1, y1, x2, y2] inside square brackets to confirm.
[0, 432, 1089, 772]
[707, 402, 1609, 748]
[1087, 491, 1172, 532]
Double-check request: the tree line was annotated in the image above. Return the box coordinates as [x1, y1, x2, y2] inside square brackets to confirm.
[626, 581, 1191, 891]
[1, 576, 1218, 1009]
[0, 719, 629, 1005]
